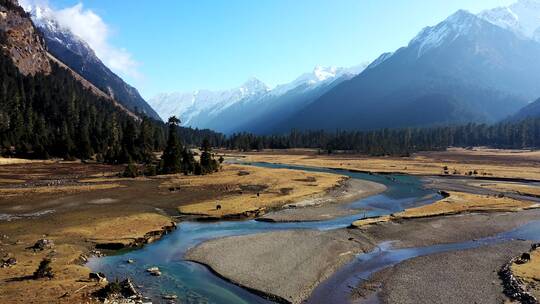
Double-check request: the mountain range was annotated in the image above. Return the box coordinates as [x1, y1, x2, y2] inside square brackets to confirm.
[282, 9, 540, 131]
[150, 0, 540, 134]
[149, 65, 366, 134]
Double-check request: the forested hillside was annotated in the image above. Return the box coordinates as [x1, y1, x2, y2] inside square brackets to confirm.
[226, 117, 540, 156]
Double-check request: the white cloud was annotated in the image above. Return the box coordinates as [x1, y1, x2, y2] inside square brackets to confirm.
[19, 0, 141, 80]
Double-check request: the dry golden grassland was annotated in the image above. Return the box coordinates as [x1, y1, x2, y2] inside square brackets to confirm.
[176, 164, 346, 217]
[238, 148, 540, 180]
[0, 212, 172, 303]
[352, 191, 539, 227]
[0, 157, 45, 165]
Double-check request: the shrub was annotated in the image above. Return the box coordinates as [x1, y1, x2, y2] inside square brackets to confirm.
[144, 164, 157, 176]
[123, 163, 139, 178]
[33, 258, 54, 279]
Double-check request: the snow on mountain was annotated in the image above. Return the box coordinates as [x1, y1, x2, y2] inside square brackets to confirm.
[21, 3, 94, 57]
[479, 0, 540, 41]
[365, 52, 394, 70]
[149, 78, 269, 125]
[269, 65, 365, 96]
[409, 10, 481, 57]
[150, 64, 366, 127]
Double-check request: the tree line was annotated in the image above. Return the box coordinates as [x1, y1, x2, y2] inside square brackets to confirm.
[225, 118, 540, 156]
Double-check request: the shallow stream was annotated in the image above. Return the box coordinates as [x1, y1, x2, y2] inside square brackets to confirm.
[88, 163, 536, 304]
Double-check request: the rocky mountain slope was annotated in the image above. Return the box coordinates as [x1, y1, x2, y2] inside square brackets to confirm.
[22, 3, 161, 121]
[0, 0, 50, 75]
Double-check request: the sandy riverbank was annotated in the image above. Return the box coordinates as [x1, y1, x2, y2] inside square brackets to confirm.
[187, 209, 540, 304]
[186, 229, 375, 303]
[360, 241, 532, 304]
[259, 179, 386, 222]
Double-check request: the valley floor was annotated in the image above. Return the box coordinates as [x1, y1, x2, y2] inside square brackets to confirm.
[1, 147, 539, 303]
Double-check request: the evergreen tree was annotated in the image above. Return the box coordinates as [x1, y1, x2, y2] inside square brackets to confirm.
[160, 116, 183, 174]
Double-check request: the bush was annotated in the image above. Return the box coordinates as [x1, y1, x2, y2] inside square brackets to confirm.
[95, 153, 105, 163]
[122, 163, 139, 178]
[194, 162, 202, 176]
[143, 164, 157, 176]
[33, 258, 54, 279]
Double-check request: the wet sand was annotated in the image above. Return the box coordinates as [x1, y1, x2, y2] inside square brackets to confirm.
[186, 229, 375, 304]
[364, 241, 531, 304]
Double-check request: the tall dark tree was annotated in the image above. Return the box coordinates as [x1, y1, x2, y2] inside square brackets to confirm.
[160, 116, 183, 174]
[199, 138, 219, 175]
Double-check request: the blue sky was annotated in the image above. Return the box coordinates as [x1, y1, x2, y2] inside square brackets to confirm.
[45, 0, 515, 99]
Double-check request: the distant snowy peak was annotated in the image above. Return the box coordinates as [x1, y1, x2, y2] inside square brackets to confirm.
[239, 77, 269, 95]
[479, 0, 540, 41]
[409, 10, 481, 57]
[271, 65, 365, 96]
[149, 78, 269, 124]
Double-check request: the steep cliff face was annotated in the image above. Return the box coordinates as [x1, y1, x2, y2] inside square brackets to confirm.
[21, 2, 161, 121]
[0, 0, 141, 121]
[0, 0, 50, 75]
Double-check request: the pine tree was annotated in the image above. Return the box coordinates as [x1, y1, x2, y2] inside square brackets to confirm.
[160, 116, 183, 174]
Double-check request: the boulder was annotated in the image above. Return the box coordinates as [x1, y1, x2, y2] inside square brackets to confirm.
[29, 239, 54, 251]
[1, 257, 17, 268]
[89, 272, 107, 283]
[146, 266, 161, 276]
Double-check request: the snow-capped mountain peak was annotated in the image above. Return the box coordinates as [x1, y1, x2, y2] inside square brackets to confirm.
[239, 77, 269, 95]
[409, 10, 481, 57]
[479, 0, 540, 41]
[270, 65, 364, 96]
[312, 66, 339, 82]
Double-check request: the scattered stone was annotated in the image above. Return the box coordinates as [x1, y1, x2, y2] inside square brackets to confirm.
[162, 294, 178, 300]
[146, 266, 161, 276]
[89, 272, 108, 283]
[95, 278, 143, 303]
[90, 249, 103, 257]
[500, 253, 538, 304]
[1, 257, 17, 268]
[515, 252, 531, 264]
[29, 239, 54, 251]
